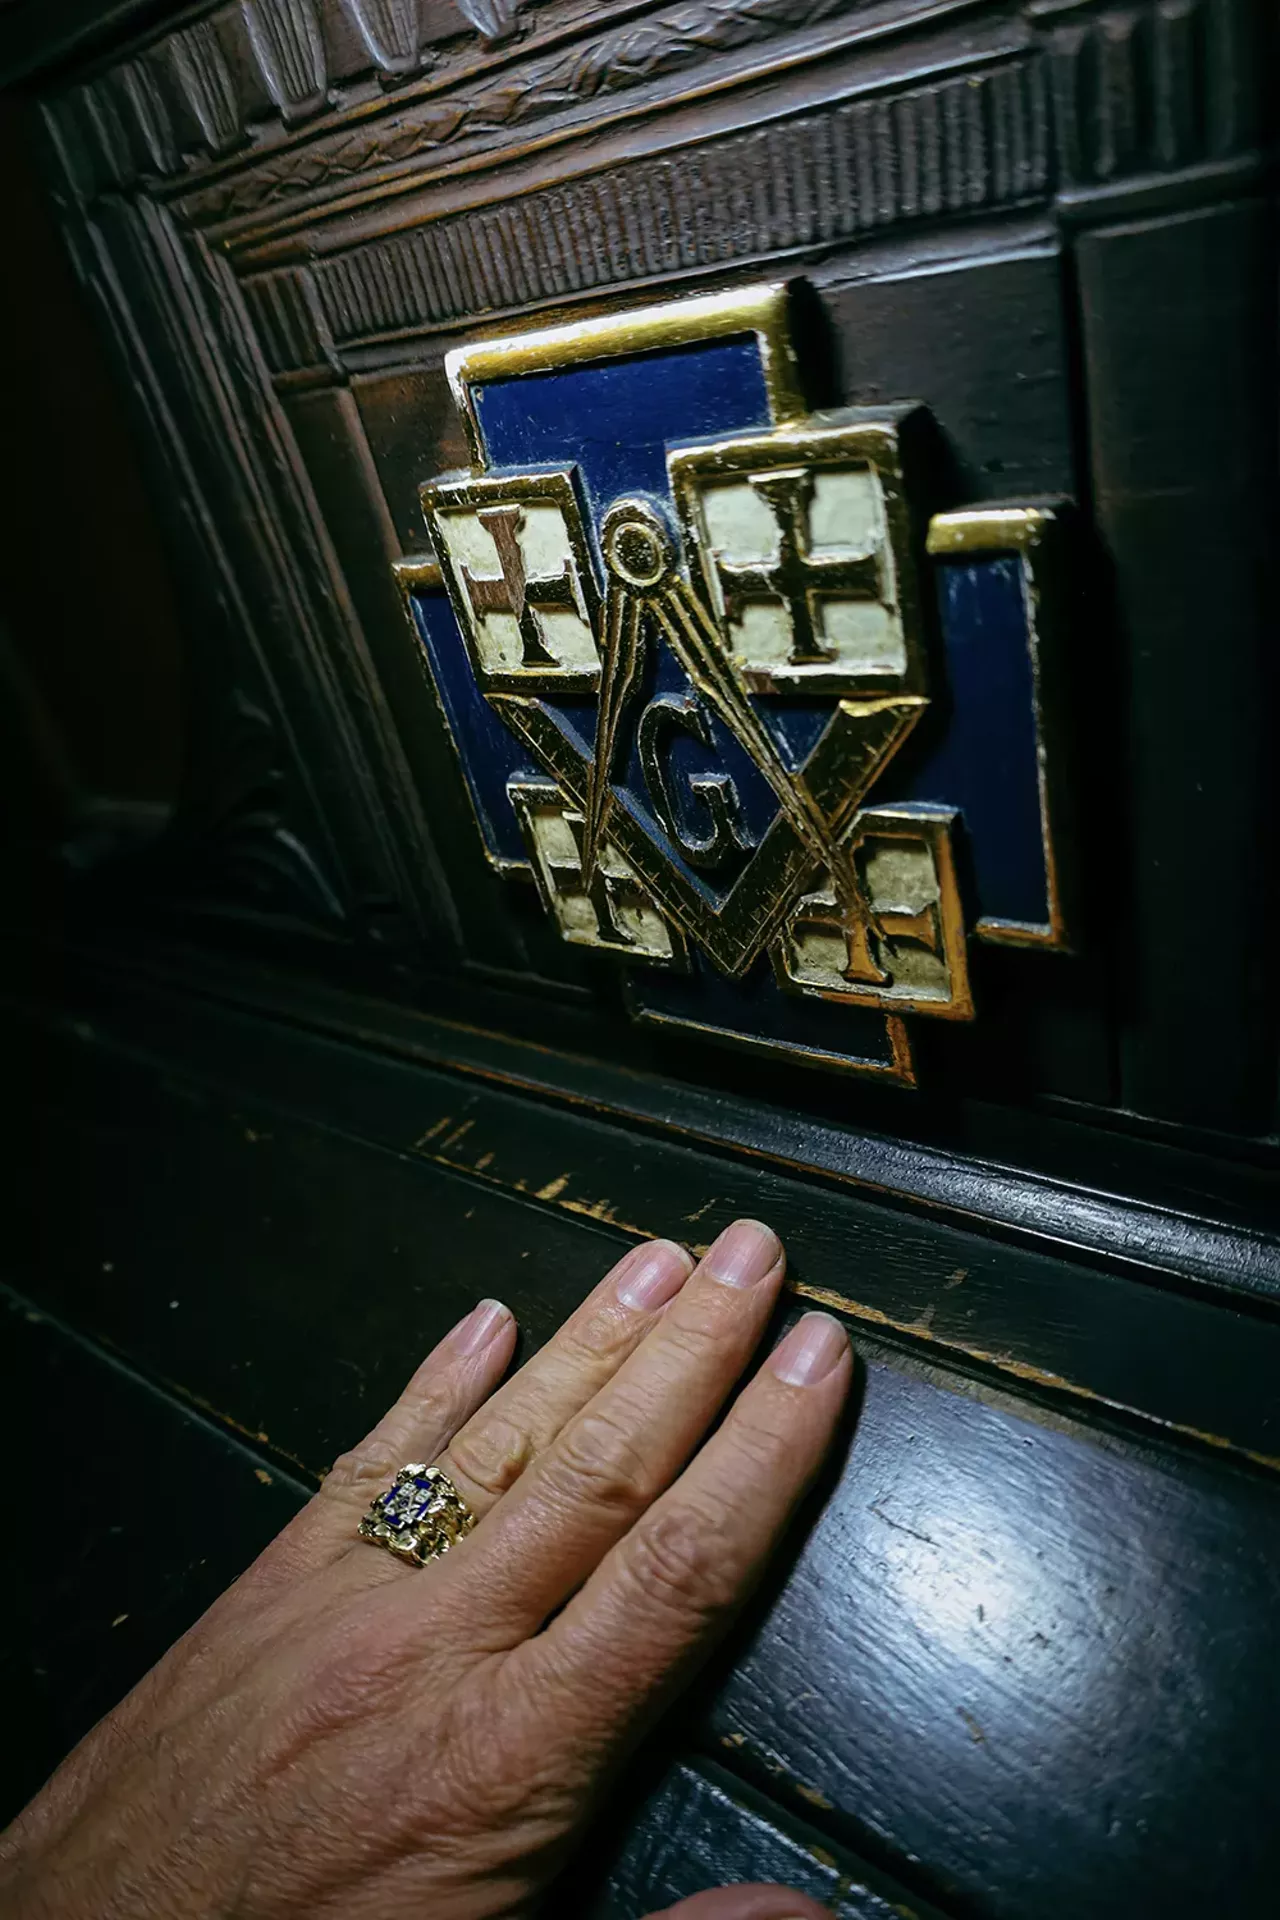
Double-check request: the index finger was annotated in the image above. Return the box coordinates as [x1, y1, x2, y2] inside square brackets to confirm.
[507, 1309, 852, 1761]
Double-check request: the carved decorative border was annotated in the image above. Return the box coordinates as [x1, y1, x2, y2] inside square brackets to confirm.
[50, 0, 864, 215]
[46, 0, 1265, 394]
[1034, 0, 1261, 187]
[188, 0, 867, 228]
[29, 0, 1269, 982]
[38, 122, 461, 950]
[243, 55, 1049, 368]
[51, 0, 1264, 245]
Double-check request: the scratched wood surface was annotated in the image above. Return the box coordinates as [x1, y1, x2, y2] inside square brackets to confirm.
[8, 997, 1280, 1917]
[0, 1295, 308, 1823]
[2, 2, 1278, 1915]
[20, 967, 1279, 1471]
[0, 1298, 938, 1918]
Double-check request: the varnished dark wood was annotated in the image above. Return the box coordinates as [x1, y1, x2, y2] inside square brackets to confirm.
[1078, 197, 1279, 1132]
[3, 2, 1278, 1913]
[10, 956, 1280, 1484]
[706, 1345, 1280, 1918]
[576, 1760, 948, 1919]
[41, 939, 1279, 1307]
[0, 1291, 309, 1824]
[8, 1012, 1280, 1918]
[0, 1295, 942, 1918]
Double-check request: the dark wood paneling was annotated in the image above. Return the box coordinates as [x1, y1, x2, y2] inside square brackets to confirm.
[16, 964, 1278, 1474]
[0, 99, 183, 814]
[0, 1293, 308, 1824]
[7, 1014, 1280, 1918]
[5, 7, 1278, 1917]
[18, 0, 1275, 1137]
[579, 1759, 947, 1920]
[104, 942, 1276, 1288]
[0, 1297, 940, 1918]
[1078, 198, 1278, 1132]
[823, 246, 1076, 505]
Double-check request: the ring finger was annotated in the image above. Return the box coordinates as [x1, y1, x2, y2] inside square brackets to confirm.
[434, 1236, 693, 1519]
[270, 1295, 519, 1579]
[296, 1236, 695, 1579]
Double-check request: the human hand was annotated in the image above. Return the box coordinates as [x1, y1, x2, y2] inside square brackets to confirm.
[0, 1219, 851, 1919]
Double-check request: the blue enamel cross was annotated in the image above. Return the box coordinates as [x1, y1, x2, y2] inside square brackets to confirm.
[397, 285, 1066, 1086]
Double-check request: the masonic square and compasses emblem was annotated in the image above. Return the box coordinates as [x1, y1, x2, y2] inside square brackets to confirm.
[396, 284, 1068, 1087]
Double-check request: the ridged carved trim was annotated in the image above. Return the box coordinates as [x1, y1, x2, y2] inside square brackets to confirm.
[1039, 0, 1261, 185]
[456, 0, 522, 42]
[43, 0, 544, 204]
[169, 19, 244, 155]
[114, 60, 179, 174]
[182, 0, 860, 223]
[246, 60, 1049, 362]
[242, 0, 329, 123]
[244, 267, 335, 371]
[344, 0, 427, 75]
[54, 0, 1265, 253]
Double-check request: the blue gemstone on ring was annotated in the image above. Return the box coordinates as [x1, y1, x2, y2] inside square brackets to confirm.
[379, 1477, 435, 1529]
[359, 1463, 475, 1566]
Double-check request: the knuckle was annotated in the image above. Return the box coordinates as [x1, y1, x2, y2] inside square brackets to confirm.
[559, 1299, 643, 1370]
[446, 1413, 534, 1501]
[654, 1307, 726, 1370]
[321, 1382, 461, 1503]
[617, 1502, 738, 1622]
[724, 1404, 794, 1478]
[322, 1436, 404, 1501]
[425, 1673, 578, 1845]
[537, 1406, 653, 1520]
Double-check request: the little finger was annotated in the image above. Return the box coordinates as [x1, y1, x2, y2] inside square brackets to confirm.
[273, 1297, 517, 1576]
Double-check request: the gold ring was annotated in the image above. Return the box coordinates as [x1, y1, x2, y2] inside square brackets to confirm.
[358, 1464, 477, 1567]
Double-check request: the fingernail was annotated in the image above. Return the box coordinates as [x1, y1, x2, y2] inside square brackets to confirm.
[616, 1239, 694, 1311]
[703, 1218, 782, 1289]
[771, 1311, 847, 1386]
[453, 1298, 512, 1356]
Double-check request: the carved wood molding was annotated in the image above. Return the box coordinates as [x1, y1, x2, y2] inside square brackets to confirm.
[38, 159, 456, 945]
[181, 0, 866, 228]
[1036, 0, 1262, 186]
[29, 0, 1271, 981]
[48, 0, 858, 211]
[50, 0, 1265, 261]
[245, 54, 1050, 369]
[229, 0, 1265, 372]
[69, 688, 352, 937]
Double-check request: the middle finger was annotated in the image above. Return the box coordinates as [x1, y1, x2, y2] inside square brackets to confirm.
[426, 1218, 786, 1643]
[433, 1235, 694, 1521]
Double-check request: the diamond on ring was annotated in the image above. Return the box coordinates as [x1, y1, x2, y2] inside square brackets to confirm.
[358, 1464, 477, 1567]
